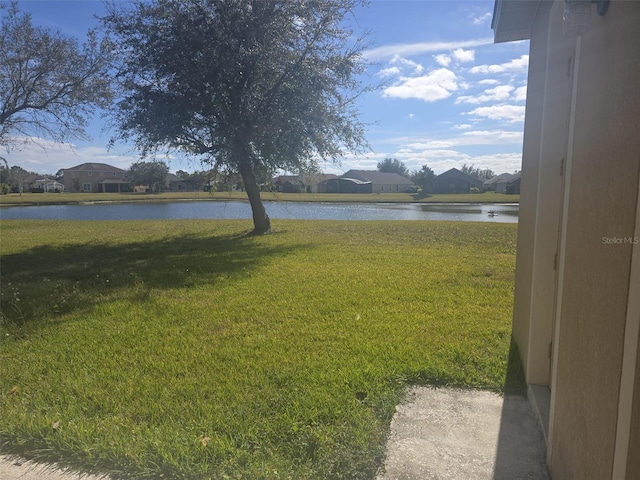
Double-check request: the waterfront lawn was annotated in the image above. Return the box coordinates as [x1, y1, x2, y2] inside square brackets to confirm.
[0, 220, 519, 479]
[0, 190, 518, 206]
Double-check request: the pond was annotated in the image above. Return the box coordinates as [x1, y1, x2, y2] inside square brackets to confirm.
[0, 201, 518, 223]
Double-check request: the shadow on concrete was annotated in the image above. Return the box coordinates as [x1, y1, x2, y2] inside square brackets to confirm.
[377, 340, 550, 480]
[492, 341, 550, 479]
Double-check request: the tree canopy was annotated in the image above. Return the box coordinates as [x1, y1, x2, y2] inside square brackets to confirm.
[461, 163, 494, 180]
[0, 1, 113, 148]
[411, 165, 436, 196]
[377, 157, 409, 177]
[103, 0, 370, 234]
[127, 160, 169, 193]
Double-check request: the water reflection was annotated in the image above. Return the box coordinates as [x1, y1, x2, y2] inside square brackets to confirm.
[0, 201, 518, 223]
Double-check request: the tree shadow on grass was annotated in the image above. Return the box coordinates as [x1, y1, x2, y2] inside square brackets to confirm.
[0, 231, 308, 329]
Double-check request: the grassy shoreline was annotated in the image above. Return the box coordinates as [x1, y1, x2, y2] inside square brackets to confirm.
[0, 219, 521, 479]
[0, 190, 519, 207]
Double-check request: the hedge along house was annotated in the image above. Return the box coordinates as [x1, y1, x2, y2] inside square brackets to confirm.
[492, 1, 639, 479]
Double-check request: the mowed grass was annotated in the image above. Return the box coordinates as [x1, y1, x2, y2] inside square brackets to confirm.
[0, 220, 519, 479]
[0, 190, 518, 206]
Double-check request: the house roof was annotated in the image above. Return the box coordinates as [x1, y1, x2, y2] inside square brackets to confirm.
[336, 177, 371, 185]
[507, 173, 522, 184]
[63, 162, 126, 173]
[437, 168, 484, 184]
[492, 0, 541, 43]
[341, 170, 414, 185]
[303, 173, 339, 186]
[98, 178, 129, 184]
[167, 173, 184, 182]
[273, 175, 302, 185]
[484, 173, 515, 185]
[34, 178, 62, 182]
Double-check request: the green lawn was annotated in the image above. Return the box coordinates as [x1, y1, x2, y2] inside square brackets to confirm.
[0, 190, 518, 206]
[0, 220, 521, 479]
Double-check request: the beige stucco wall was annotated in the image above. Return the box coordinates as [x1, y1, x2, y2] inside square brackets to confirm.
[508, 0, 640, 477]
[629, 331, 640, 479]
[547, 1, 640, 478]
[510, 1, 549, 375]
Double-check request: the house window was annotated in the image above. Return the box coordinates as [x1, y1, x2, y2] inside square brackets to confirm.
[83, 183, 91, 192]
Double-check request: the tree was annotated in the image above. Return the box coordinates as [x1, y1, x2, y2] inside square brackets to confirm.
[377, 157, 409, 177]
[9, 165, 29, 194]
[411, 165, 436, 196]
[102, 0, 369, 234]
[0, 1, 113, 148]
[127, 160, 169, 193]
[461, 163, 494, 180]
[0, 156, 9, 193]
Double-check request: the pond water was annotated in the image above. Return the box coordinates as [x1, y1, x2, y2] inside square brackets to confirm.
[0, 200, 518, 223]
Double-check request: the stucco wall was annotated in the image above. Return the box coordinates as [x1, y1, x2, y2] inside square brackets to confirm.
[629, 331, 640, 479]
[549, 1, 640, 478]
[510, 1, 549, 373]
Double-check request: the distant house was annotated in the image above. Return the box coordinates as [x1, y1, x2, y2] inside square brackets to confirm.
[303, 173, 339, 193]
[484, 173, 516, 193]
[61, 163, 131, 193]
[273, 175, 305, 193]
[33, 178, 64, 193]
[505, 173, 521, 194]
[341, 170, 415, 193]
[166, 173, 189, 192]
[317, 176, 372, 194]
[435, 168, 485, 194]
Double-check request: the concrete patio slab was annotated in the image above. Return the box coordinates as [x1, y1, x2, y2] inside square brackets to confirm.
[0, 455, 107, 480]
[1, 386, 549, 479]
[377, 386, 550, 480]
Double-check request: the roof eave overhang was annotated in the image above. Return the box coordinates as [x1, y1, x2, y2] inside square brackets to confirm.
[492, 0, 542, 43]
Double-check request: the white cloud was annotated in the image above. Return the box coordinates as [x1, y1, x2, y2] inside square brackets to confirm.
[454, 124, 473, 130]
[383, 68, 459, 102]
[336, 129, 524, 175]
[434, 54, 451, 67]
[452, 48, 475, 63]
[389, 55, 424, 74]
[364, 38, 494, 61]
[472, 12, 492, 25]
[456, 85, 515, 104]
[460, 130, 524, 144]
[478, 79, 499, 85]
[388, 129, 523, 151]
[406, 140, 457, 150]
[513, 86, 528, 102]
[5, 136, 139, 174]
[434, 49, 473, 66]
[469, 55, 530, 74]
[467, 104, 526, 123]
[377, 66, 400, 77]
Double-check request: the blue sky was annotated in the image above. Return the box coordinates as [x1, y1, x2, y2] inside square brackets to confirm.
[7, 0, 529, 176]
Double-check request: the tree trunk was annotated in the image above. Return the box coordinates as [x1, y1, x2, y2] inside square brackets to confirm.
[238, 159, 271, 235]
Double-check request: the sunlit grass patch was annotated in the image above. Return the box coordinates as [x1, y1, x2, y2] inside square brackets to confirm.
[0, 220, 518, 479]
